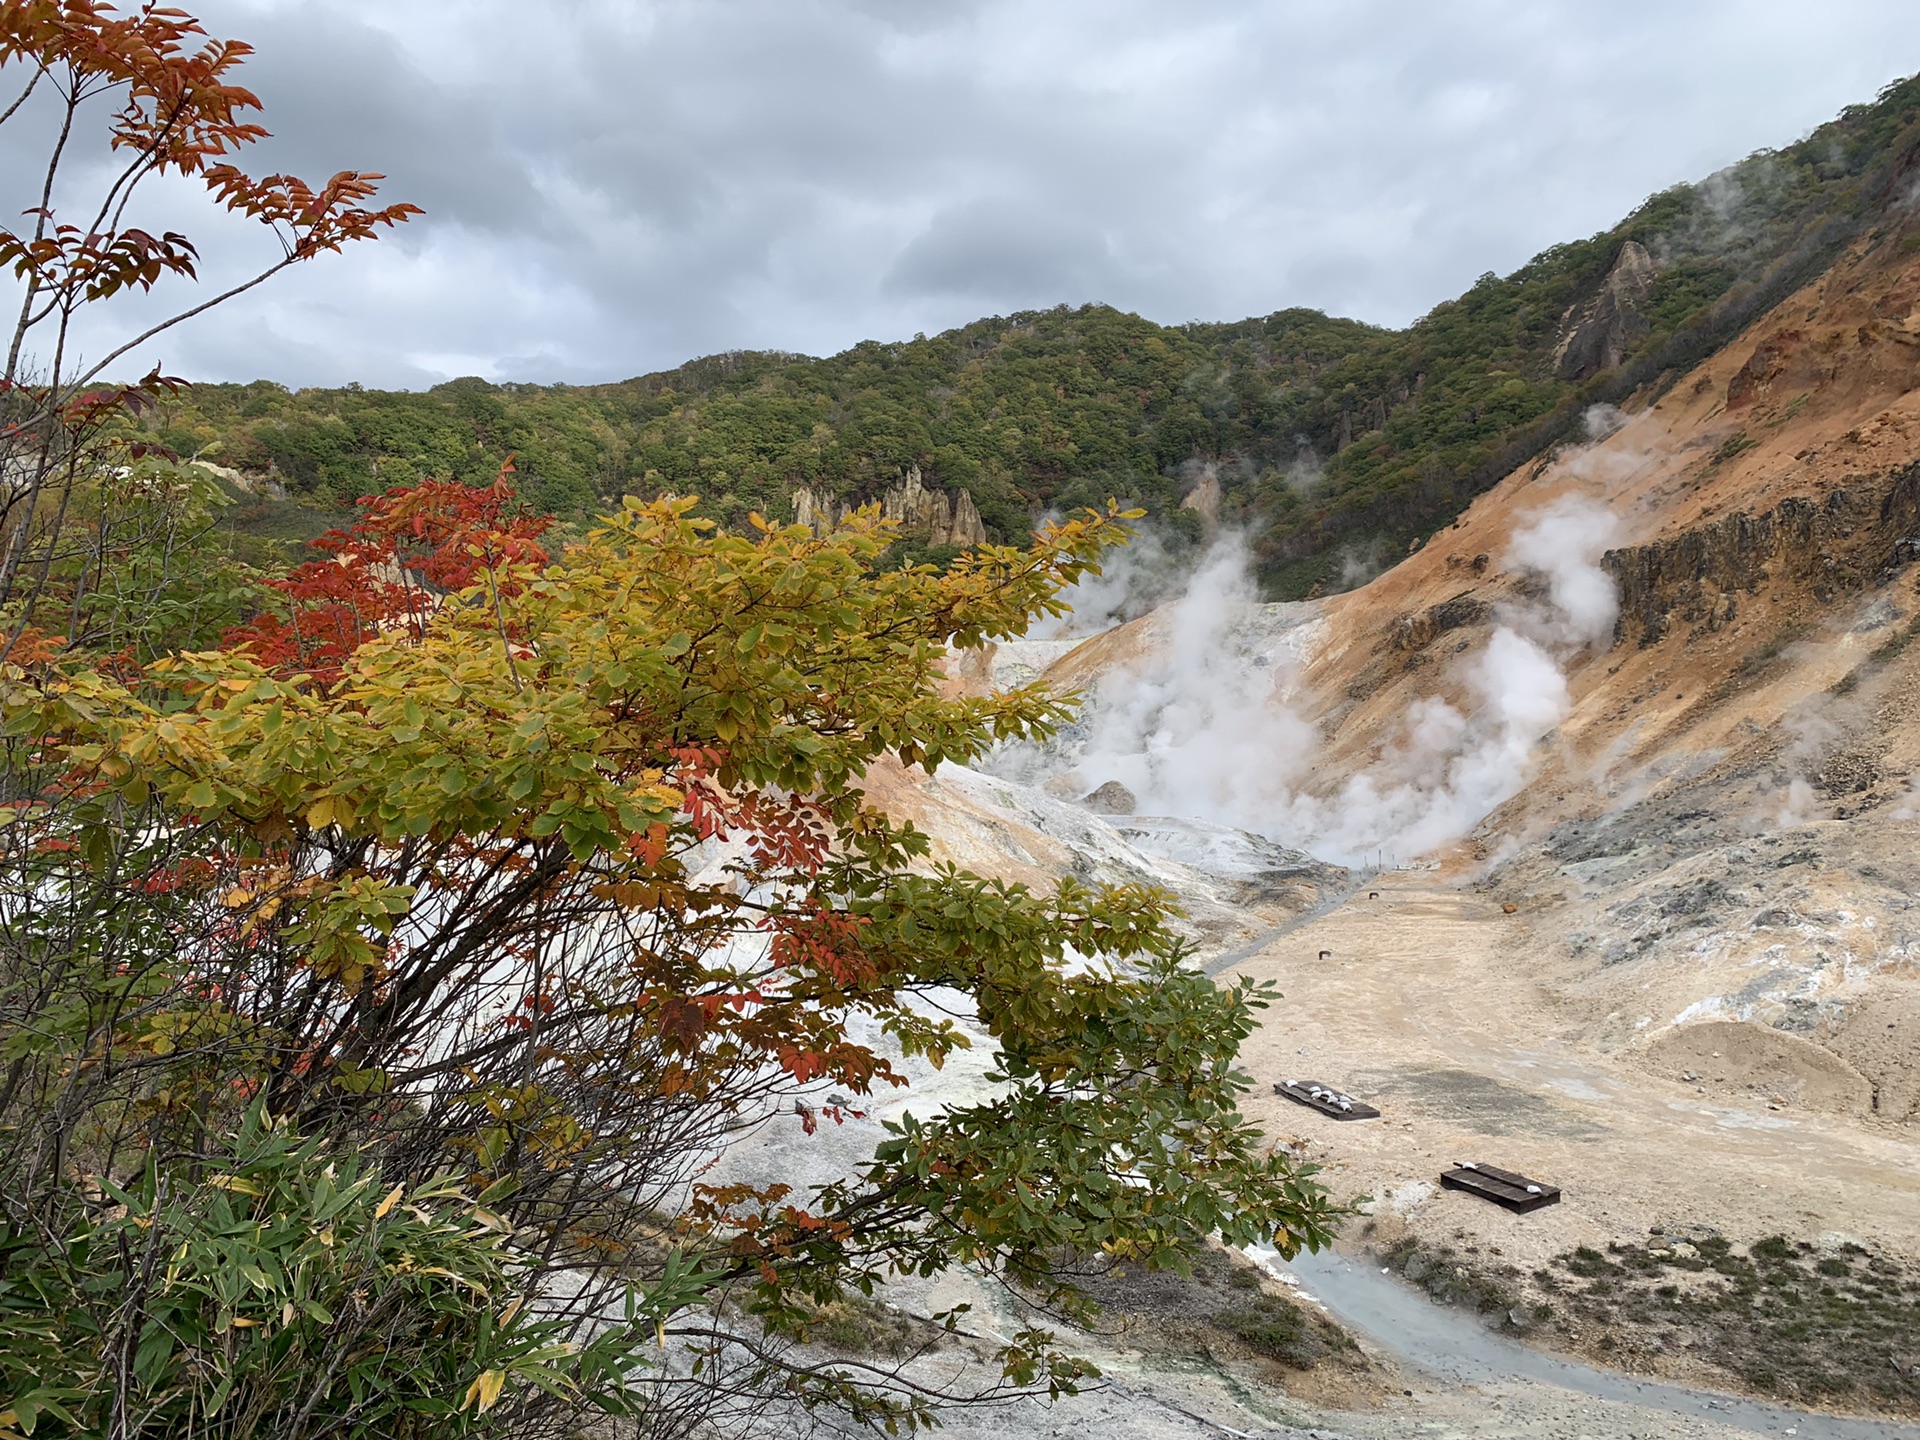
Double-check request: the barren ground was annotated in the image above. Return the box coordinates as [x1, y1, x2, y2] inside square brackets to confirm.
[765, 227, 1920, 1438]
[1220, 879, 1920, 1419]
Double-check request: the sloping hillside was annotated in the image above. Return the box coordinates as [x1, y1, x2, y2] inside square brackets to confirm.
[909, 158, 1920, 1420]
[161, 77, 1920, 596]
[1267, 187, 1920, 1093]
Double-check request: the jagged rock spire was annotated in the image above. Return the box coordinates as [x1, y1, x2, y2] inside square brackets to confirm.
[792, 463, 988, 546]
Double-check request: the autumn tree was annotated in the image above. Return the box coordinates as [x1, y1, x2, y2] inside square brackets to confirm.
[1, 481, 1340, 1435]
[0, 0, 418, 657]
[0, 7, 1339, 1437]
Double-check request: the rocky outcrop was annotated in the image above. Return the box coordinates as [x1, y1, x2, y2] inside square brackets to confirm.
[1554, 240, 1657, 379]
[792, 464, 987, 547]
[1388, 592, 1490, 651]
[1601, 460, 1920, 645]
[1725, 329, 1812, 409]
[191, 459, 286, 499]
[1080, 780, 1137, 815]
[1180, 471, 1222, 526]
[944, 487, 987, 547]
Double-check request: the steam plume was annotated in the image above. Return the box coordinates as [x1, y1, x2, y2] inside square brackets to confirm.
[1003, 495, 1621, 865]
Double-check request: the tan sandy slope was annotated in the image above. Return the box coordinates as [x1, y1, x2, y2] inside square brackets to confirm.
[859, 218, 1920, 1428]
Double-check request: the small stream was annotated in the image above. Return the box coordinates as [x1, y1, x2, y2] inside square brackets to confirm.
[1270, 1247, 1920, 1440]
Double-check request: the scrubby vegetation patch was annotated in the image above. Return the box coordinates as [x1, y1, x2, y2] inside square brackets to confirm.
[1378, 1228, 1920, 1415]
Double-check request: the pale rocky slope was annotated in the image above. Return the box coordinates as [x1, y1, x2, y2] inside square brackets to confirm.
[853, 215, 1920, 1430]
[1271, 220, 1920, 1133]
[1005, 216, 1920, 1140]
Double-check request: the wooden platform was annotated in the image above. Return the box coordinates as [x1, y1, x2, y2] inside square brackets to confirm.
[1274, 1079, 1380, 1120]
[1439, 1162, 1561, 1213]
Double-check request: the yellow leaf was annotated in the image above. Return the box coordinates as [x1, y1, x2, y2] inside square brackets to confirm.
[229, 1315, 260, 1328]
[205, 1174, 262, 1195]
[222, 887, 253, 909]
[464, 1368, 507, 1413]
[374, 1183, 404, 1219]
[305, 796, 335, 829]
[419, 1265, 490, 1297]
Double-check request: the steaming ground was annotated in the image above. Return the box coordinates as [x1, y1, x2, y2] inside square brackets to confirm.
[688, 231, 1920, 1437]
[871, 229, 1920, 1430]
[984, 487, 1624, 867]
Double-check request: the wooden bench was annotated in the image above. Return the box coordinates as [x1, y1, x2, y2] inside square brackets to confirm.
[1274, 1079, 1380, 1120]
[1439, 1162, 1561, 1213]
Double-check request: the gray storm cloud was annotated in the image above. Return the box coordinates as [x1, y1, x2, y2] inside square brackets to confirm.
[20, 0, 1915, 387]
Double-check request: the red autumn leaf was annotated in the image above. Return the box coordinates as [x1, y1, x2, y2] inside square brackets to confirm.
[657, 996, 708, 1049]
[222, 461, 551, 683]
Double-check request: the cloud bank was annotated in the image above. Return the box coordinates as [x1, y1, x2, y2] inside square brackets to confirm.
[10, 0, 1914, 388]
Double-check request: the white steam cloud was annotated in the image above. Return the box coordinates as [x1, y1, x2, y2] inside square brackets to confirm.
[1503, 493, 1623, 648]
[1336, 536, 1390, 591]
[1045, 535, 1320, 819]
[1000, 494, 1622, 865]
[1026, 530, 1185, 640]
[1282, 449, 1326, 497]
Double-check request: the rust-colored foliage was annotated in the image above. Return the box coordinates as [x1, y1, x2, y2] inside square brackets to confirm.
[0, 1, 419, 312]
[0, 0, 421, 665]
[222, 462, 551, 682]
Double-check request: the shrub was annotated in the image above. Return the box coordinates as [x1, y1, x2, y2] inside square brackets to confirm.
[0, 1106, 678, 1439]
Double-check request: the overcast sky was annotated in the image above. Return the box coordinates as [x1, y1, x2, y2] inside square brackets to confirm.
[15, 0, 1919, 389]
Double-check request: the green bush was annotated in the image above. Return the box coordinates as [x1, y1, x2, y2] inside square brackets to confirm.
[0, 1108, 687, 1439]
[1216, 1295, 1324, 1366]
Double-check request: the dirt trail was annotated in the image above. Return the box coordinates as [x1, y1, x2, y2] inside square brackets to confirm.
[1203, 870, 1382, 978]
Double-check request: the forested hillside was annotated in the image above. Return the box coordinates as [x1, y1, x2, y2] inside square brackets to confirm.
[155, 74, 1920, 595]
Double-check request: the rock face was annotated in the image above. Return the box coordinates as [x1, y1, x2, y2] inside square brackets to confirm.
[1553, 240, 1657, 379]
[1180, 471, 1223, 526]
[1388, 591, 1490, 651]
[191, 459, 286, 500]
[1726, 329, 1813, 409]
[1080, 780, 1137, 815]
[1602, 459, 1920, 645]
[792, 465, 988, 547]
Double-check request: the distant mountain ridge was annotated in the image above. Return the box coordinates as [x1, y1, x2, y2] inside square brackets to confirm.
[154, 74, 1920, 597]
